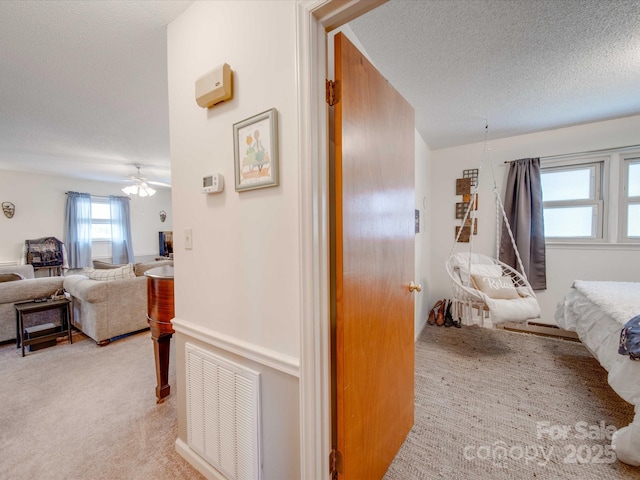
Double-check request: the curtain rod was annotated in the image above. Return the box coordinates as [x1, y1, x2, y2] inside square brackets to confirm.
[65, 192, 127, 200]
[503, 144, 640, 164]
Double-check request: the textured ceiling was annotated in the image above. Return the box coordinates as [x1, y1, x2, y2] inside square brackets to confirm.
[0, 1, 639, 185]
[0, 0, 193, 185]
[350, 0, 640, 149]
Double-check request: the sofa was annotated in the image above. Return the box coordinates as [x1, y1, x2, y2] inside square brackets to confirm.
[63, 260, 173, 345]
[0, 265, 64, 343]
[0, 260, 172, 346]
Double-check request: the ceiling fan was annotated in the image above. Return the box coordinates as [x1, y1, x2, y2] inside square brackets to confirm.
[122, 165, 170, 197]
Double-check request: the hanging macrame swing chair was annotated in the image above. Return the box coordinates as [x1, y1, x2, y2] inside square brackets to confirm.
[445, 126, 541, 327]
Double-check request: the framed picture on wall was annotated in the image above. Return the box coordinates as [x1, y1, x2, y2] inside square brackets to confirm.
[233, 108, 279, 192]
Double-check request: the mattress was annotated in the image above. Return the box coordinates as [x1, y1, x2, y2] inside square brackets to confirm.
[555, 281, 640, 466]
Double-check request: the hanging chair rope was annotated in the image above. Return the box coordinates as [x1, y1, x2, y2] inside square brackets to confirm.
[445, 124, 540, 326]
[448, 123, 529, 282]
[495, 188, 527, 277]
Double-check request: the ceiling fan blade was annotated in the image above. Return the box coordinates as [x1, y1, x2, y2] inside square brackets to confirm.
[148, 180, 171, 188]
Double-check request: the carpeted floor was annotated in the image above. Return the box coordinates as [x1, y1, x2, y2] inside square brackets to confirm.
[384, 325, 640, 480]
[0, 330, 203, 480]
[2, 324, 639, 479]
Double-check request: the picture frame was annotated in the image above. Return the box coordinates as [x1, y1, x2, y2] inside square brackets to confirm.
[233, 108, 279, 192]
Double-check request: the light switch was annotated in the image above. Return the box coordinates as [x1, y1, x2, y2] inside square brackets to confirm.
[185, 228, 193, 250]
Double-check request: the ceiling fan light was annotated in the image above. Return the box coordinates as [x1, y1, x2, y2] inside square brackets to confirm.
[139, 183, 156, 197]
[122, 167, 157, 197]
[121, 184, 156, 197]
[122, 185, 139, 195]
[139, 188, 153, 197]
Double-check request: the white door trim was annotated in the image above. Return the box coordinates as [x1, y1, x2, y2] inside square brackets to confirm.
[295, 1, 386, 478]
[296, 1, 330, 478]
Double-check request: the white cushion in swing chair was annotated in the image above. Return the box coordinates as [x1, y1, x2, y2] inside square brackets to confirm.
[450, 253, 501, 285]
[449, 252, 540, 324]
[470, 274, 520, 300]
[481, 294, 541, 324]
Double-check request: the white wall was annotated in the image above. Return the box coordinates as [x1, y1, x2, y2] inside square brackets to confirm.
[415, 132, 432, 338]
[430, 115, 640, 325]
[167, 2, 300, 478]
[0, 169, 172, 265]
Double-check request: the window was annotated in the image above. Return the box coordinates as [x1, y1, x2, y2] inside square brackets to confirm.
[541, 160, 604, 240]
[621, 156, 640, 240]
[91, 198, 112, 240]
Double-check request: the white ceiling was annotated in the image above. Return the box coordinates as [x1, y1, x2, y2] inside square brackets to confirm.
[0, 0, 193, 186]
[1, 0, 639, 185]
[350, 0, 640, 149]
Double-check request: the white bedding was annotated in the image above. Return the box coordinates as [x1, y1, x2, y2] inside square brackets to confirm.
[555, 281, 640, 466]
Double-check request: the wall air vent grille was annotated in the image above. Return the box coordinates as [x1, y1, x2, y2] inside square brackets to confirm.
[185, 343, 262, 480]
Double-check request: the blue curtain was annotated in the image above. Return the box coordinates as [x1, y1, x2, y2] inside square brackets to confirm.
[109, 195, 134, 264]
[64, 192, 92, 268]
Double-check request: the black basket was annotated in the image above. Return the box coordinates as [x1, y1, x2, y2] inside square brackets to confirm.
[25, 237, 63, 267]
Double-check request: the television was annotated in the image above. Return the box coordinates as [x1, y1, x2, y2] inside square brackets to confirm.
[159, 231, 173, 257]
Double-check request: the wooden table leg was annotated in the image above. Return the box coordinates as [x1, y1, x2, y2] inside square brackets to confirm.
[152, 332, 172, 403]
[66, 303, 73, 345]
[17, 312, 25, 357]
[15, 310, 20, 349]
[145, 266, 175, 404]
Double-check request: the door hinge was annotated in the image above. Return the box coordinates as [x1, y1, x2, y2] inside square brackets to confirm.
[326, 79, 340, 106]
[329, 448, 343, 479]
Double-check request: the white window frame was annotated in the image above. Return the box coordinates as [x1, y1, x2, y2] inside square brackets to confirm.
[541, 156, 607, 242]
[91, 197, 111, 242]
[619, 154, 640, 243]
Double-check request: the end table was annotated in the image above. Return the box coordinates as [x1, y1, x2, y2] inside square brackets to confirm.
[15, 298, 72, 357]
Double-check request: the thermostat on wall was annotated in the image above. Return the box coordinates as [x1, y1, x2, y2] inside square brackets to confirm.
[202, 173, 224, 193]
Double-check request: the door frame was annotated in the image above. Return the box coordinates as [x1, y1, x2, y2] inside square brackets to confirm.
[295, 1, 387, 478]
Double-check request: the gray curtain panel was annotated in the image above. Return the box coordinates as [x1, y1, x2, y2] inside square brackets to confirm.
[64, 191, 93, 268]
[499, 158, 547, 290]
[109, 195, 134, 265]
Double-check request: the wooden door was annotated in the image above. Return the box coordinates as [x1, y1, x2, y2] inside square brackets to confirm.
[331, 32, 415, 479]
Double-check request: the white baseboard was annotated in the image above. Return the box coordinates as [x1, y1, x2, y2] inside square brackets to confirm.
[175, 438, 225, 480]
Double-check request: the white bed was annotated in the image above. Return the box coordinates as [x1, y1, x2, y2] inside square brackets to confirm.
[555, 280, 640, 466]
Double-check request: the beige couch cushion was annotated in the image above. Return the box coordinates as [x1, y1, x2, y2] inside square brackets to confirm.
[93, 260, 127, 269]
[63, 274, 148, 344]
[0, 273, 23, 282]
[0, 264, 35, 280]
[0, 276, 64, 304]
[0, 276, 65, 341]
[83, 263, 136, 281]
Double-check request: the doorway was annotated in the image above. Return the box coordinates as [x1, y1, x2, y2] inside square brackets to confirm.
[296, 1, 422, 478]
[329, 31, 416, 478]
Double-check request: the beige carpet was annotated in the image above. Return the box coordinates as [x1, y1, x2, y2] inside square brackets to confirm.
[384, 325, 640, 480]
[0, 330, 203, 480]
[3, 324, 640, 480]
